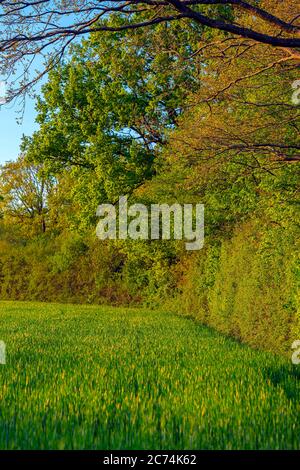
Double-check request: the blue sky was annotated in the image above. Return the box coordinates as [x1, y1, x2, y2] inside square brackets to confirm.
[0, 13, 76, 165]
[0, 96, 38, 164]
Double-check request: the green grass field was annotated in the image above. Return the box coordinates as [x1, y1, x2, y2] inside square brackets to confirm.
[0, 301, 299, 450]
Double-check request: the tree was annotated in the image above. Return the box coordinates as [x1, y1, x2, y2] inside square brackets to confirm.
[0, 1, 299, 102]
[21, 22, 205, 225]
[0, 155, 55, 235]
[161, 29, 300, 166]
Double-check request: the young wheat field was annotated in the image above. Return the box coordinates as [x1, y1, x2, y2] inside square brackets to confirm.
[0, 301, 299, 450]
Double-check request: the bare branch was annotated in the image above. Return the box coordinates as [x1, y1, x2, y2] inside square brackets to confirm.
[0, 1, 299, 102]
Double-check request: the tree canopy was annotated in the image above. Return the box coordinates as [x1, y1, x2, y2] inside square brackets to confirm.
[0, 1, 299, 101]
